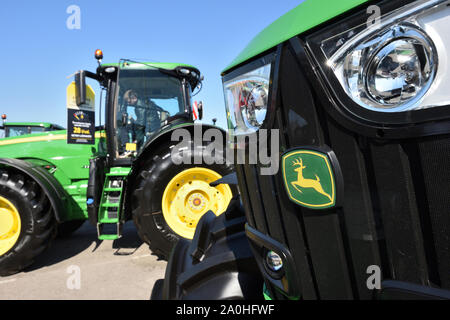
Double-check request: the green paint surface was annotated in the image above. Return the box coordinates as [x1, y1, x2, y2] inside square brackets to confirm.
[223, 0, 369, 72]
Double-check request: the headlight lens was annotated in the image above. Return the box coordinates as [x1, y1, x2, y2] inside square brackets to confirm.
[322, 0, 449, 113]
[366, 37, 433, 106]
[223, 64, 271, 135]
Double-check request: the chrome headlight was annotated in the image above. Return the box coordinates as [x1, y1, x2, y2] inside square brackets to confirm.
[223, 63, 271, 135]
[321, 0, 449, 113]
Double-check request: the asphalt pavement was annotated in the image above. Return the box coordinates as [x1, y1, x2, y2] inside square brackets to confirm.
[0, 221, 167, 300]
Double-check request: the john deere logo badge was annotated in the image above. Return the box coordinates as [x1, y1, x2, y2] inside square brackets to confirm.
[282, 149, 337, 209]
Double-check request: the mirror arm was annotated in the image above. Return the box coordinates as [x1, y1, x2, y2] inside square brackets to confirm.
[84, 70, 102, 82]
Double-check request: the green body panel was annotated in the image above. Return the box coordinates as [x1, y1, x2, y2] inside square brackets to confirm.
[0, 130, 106, 221]
[223, 0, 369, 72]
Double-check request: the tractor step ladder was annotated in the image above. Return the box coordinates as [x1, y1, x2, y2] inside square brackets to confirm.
[97, 167, 131, 240]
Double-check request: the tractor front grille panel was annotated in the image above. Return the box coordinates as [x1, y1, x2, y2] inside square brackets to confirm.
[236, 44, 450, 299]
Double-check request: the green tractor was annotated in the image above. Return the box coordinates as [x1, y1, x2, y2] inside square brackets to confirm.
[157, 0, 450, 300]
[0, 115, 64, 138]
[0, 51, 234, 276]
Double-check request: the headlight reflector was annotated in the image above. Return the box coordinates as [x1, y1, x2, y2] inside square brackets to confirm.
[223, 64, 271, 135]
[321, 0, 449, 113]
[340, 25, 437, 110]
[366, 38, 433, 106]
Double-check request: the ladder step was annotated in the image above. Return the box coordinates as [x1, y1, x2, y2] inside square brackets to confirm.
[97, 223, 122, 240]
[101, 203, 120, 207]
[104, 188, 123, 192]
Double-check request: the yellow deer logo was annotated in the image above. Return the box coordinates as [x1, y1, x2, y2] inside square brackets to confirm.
[291, 158, 332, 201]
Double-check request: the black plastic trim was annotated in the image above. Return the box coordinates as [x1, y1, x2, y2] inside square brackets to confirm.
[245, 223, 302, 300]
[379, 280, 450, 300]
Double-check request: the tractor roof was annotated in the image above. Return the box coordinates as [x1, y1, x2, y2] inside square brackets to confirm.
[101, 62, 200, 73]
[100, 61, 202, 89]
[222, 0, 369, 74]
[4, 122, 61, 128]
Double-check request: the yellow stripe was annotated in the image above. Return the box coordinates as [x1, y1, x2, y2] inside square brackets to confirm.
[0, 132, 106, 146]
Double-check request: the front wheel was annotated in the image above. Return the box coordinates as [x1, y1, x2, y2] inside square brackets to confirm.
[132, 140, 235, 260]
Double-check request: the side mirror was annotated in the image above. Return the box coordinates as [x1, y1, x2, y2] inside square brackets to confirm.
[75, 71, 87, 106]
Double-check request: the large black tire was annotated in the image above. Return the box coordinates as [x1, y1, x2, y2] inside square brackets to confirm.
[152, 195, 264, 300]
[0, 168, 57, 276]
[56, 220, 85, 238]
[132, 140, 235, 260]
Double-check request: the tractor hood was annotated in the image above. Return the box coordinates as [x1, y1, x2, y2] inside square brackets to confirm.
[4, 122, 54, 128]
[223, 0, 369, 73]
[0, 130, 66, 144]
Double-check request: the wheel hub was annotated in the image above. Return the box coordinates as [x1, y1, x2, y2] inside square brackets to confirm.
[187, 192, 206, 212]
[0, 209, 16, 237]
[0, 196, 21, 256]
[162, 168, 233, 240]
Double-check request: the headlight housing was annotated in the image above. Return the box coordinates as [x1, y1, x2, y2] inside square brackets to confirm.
[319, 0, 449, 114]
[223, 63, 271, 135]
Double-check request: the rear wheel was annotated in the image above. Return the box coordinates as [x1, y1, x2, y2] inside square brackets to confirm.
[132, 140, 235, 260]
[0, 169, 56, 276]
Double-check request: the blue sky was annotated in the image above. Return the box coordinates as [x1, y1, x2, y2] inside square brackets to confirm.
[0, 0, 301, 129]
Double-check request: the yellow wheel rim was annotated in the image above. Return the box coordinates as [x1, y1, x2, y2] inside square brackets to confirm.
[0, 196, 21, 256]
[162, 168, 233, 239]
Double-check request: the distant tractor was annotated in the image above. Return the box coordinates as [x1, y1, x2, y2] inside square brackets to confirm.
[0, 50, 234, 276]
[0, 114, 64, 138]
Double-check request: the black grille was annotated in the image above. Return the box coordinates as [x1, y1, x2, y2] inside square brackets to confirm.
[236, 43, 450, 299]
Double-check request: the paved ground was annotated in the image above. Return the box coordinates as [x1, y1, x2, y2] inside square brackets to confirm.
[0, 222, 167, 300]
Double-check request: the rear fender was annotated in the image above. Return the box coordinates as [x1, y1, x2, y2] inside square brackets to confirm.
[0, 158, 68, 222]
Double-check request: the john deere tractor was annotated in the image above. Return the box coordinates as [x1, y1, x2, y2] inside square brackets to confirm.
[0, 114, 64, 138]
[157, 0, 450, 300]
[0, 51, 234, 276]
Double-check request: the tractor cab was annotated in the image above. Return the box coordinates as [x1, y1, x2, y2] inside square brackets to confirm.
[0, 114, 64, 138]
[112, 61, 202, 158]
[74, 53, 203, 166]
